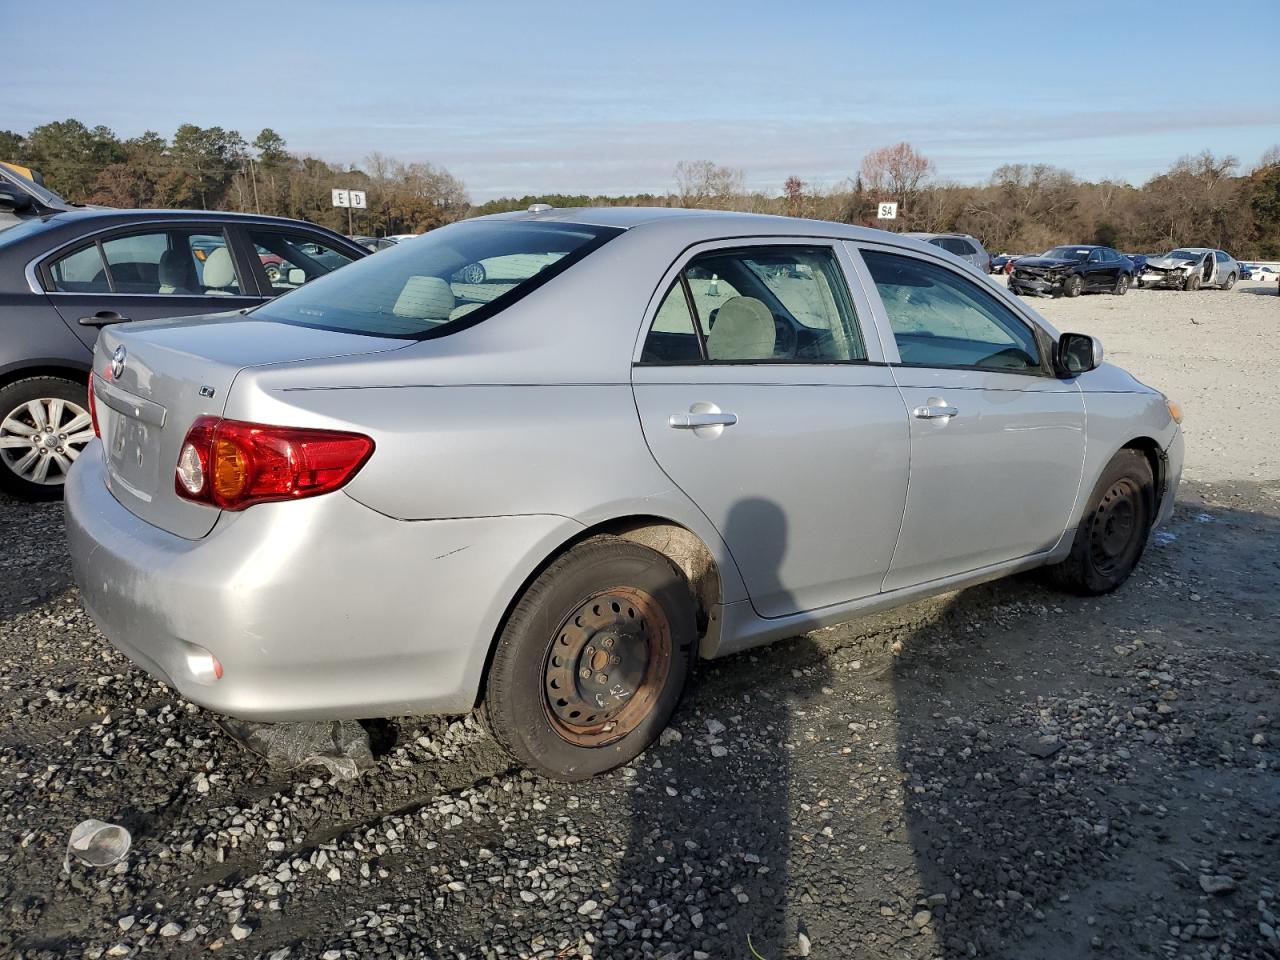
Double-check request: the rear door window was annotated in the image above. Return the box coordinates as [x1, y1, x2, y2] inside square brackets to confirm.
[49, 244, 108, 293]
[49, 228, 242, 295]
[639, 245, 866, 363]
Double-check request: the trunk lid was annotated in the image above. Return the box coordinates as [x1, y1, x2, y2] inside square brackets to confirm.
[93, 312, 408, 539]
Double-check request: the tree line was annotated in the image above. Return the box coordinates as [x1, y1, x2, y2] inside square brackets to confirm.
[4, 120, 1278, 257]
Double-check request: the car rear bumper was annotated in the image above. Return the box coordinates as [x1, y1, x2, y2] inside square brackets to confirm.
[65, 442, 579, 721]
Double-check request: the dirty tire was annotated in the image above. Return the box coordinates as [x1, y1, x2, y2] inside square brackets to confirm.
[482, 536, 697, 781]
[1112, 273, 1129, 296]
[1184, 273, 1200, 291]
[1046, 449, 1154, 595]
[0, 376, 91, 501]
[1221, 272, 1236, 290]
[1063, 274, 1083, 298]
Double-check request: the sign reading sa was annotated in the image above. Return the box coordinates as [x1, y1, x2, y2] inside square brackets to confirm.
[877, 202, 898, 220]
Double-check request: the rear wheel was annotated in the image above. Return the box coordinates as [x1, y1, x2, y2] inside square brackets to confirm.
[1046, 449, 1154, 595]
[482, 536, 697, 780]
[1112, 273, 1129, 296]
[1063, 274, 1083, 298]
[1222, 272, 1236, 290]
[0, 377, 94, 501]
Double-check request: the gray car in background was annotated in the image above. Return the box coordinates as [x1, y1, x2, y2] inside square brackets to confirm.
[902, 231, 993, 272]
[64, 207, 1183, 781]
[1139, 247, 1240, 290]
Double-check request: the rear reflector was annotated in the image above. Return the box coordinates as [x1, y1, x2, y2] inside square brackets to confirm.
[87, 372, 101, 438]
[174, 417, 374, 510]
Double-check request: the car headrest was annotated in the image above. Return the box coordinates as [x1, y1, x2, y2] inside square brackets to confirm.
[202, 247, 236, 289]
[393, 276, 455, 320]
[706, 296, 776, 361]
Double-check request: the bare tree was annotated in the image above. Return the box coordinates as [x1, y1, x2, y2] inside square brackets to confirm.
[859, 142, 933, 219]
[673, 160, 744, 209]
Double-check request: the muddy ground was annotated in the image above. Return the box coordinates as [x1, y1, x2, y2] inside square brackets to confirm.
[0, 282, 1277, 959]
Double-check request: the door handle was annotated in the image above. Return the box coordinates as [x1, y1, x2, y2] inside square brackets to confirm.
[79, 311, 131, 327]
[912, 404, 959, 420]
[669, 412, 738, 429]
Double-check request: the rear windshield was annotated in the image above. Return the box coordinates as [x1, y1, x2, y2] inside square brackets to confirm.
[252, 219, 622, 338]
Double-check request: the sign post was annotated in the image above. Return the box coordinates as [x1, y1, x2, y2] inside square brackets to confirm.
[331, 188, 367, 236]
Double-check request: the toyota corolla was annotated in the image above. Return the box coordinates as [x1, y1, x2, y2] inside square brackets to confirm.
[65, 207, 1184, 780]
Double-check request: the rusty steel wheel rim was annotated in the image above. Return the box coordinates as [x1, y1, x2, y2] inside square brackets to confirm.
[1089, 477, 1140, 575]
[543, 586, 672, 747]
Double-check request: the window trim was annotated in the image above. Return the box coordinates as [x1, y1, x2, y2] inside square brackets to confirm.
[850, 241, 1057, 378]
[633, 237, 881, 367]
[35, 222, 253, 300]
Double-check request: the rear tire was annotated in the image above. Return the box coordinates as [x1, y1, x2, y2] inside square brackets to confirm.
[1112, 273, 1129, 296]
[1221, 272, 1236, 290]
[1063, 274, 1083, 298]
[0, 377, 93, 501]
[482, 536, 697, 781]
[1046, 449, 1154, 595]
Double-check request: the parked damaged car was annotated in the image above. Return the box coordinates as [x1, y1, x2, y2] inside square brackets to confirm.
[1008, 245, 1134, 298]
[1139, 248, 1239, 290]
[64, 207, 1183, 781]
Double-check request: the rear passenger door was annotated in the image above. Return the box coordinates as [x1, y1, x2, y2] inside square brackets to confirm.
[631, 240, 910, 618]
[849, 243, 1086, 590]
[40, 224, 264, 349]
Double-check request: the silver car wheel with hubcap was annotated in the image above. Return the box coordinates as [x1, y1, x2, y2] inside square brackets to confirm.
[0, 397, 93, 486]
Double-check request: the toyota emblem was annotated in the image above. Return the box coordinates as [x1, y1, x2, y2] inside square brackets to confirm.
[110, 345, 127, 380]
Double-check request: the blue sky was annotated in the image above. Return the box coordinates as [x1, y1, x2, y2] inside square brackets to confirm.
[6, 0, 1278, 200]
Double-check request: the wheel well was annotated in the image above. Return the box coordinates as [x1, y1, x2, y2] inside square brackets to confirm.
[1121, 437, 1165, 513]
[473, 516, 723, 709]
[0, 364, 89, 392]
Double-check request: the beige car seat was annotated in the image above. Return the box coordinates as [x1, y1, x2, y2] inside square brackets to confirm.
[202, 247, 239, 295]
[393, 276, 455, 321]
[706, 296, 776, 360]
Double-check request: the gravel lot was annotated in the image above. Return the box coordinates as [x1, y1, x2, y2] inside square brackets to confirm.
[1, 280, 1277, 959]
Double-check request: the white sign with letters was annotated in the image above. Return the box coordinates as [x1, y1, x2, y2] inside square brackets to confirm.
[877, 201, 898, 220]
[331, 188, 349, 208]
[348, 190, 367, 209]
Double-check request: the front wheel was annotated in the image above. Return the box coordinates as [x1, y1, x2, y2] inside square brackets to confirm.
[1063, 274, 1084, 298]
[1046, 449, 1154, 595]
[1112, 273, 1129, 296]
[482, 536, 697, 780]
[0, 377, 95, 501]
[1184, 273, 1200, 291]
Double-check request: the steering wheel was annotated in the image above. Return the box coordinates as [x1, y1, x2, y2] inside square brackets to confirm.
[772, 317, 799, 359]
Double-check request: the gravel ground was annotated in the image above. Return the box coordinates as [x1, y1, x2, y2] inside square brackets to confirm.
[1, 282, 1278, 960]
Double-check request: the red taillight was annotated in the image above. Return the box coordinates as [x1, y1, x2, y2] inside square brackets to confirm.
[87, 372, 101, 438]
[174, 417, 374, 510]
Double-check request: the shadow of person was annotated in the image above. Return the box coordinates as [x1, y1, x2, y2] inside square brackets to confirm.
[609, 497, 832, 959]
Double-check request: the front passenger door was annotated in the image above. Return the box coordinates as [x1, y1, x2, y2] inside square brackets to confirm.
[851, 244, 1086, 590]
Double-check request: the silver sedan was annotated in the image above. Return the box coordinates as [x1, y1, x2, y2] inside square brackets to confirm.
[65, 208, 1184, 780]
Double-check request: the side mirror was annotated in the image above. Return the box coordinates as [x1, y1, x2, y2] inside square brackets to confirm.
[0, 182, 33, 214]
[1057, 332, 1103, 376]
[287, 267, 307, 285]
